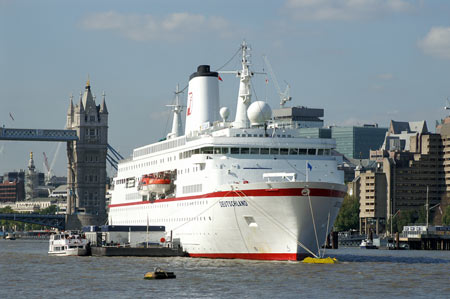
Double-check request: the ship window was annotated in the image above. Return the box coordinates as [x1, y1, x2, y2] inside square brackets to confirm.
[280, 148, 289, 155]
[299, 148, 307, 155]
[241, 148, 249, 154]
[231, 147, 239, 154]
[270, 148, 279, 155]
[214, 147, 221, 154]
[194, 148, 200, 154]
[221, 147, 229, 154]
[242, 134, 246, 137]
[324, 149, 330, 155]
[250, 148, 259, 154]
[308, 149, 316, 155]
[260, 148, 269, 155]
[236, 134, 240, 137]
[289, 148, 298, 155]
[318, 149, 324, 155]
[201, 147, 213, 154]
[126, 178, 135, 188]
[259, 134, 263, 137]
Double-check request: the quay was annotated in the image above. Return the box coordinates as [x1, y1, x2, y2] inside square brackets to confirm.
[91, 246, 186, 257]
[400, 225, 450, 250]
[83, 225, 187, 257]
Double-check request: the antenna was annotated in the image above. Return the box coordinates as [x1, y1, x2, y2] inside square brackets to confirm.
[445, 97, 450, 111]
[166, 84, 185, 139]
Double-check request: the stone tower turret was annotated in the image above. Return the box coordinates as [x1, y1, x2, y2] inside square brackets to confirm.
[66, 80, 108, 219]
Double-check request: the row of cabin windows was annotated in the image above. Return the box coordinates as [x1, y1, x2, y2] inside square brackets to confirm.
[235, 133, 292, 138]
[119, 145, 331, 172]
[179, 147, 331, 159]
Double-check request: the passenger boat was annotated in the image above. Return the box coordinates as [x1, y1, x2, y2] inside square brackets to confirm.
[48, 231, 89, 256]
[5, 233, 16, 240]
[109, 41, 347, 260]
[360, 239, 378, 249]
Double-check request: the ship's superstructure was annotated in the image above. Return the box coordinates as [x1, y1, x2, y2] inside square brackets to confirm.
[109, 42, 346, 260]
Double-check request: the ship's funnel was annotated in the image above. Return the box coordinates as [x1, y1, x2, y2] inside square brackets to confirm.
[185, 65, 220, 135]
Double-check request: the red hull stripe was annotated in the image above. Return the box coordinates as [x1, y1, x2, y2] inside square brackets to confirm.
[109, 188, 346, 208]
[189, 252, 309, 261]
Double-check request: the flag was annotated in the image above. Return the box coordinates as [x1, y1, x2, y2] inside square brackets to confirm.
[307, 162, 312, 171]
[218, 75, 223, 81]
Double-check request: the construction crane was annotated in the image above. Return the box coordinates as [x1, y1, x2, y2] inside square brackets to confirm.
[263, 55, 292, 108]
[43, 152, 51, 184]
[42, 142, 62, 185]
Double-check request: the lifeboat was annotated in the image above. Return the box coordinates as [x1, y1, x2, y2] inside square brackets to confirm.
[139, 173, 173, 195]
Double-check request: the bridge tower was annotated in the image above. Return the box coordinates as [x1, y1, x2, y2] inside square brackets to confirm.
[66, 80, 108, 221]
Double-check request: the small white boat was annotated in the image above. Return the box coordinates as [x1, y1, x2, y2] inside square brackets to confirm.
[48, 231, 89, 256]
[360, 239, 378, 249]
[5, 233, 16, 240]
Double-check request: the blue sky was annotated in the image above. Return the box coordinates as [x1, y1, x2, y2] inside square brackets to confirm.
[1, 0, 450, 177]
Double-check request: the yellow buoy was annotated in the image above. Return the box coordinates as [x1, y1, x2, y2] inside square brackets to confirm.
[144, 268, 176, 279]
[302, 257, 338, 264]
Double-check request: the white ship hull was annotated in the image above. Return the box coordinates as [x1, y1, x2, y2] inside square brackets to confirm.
[109, 42, 347, 261]
[48, 248, 88, 256]
[109, 181, 346, 260]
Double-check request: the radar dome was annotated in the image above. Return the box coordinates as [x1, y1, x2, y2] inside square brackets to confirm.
[220, 107, 230, 122]
[247, 101, 272, 126]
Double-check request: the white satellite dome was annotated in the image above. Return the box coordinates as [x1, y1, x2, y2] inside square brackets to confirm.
[247, 101, 272, 126]
[220, 107, 230, 122]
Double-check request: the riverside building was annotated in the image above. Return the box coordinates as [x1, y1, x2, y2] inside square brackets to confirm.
[353, 120, 445, 234]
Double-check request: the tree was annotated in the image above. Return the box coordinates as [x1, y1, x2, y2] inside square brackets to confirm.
[334, 195, 359, 231]
[443, 206, 450, 226]
[39, 205, 57, 215]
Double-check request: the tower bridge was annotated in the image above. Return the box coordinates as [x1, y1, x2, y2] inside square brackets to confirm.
[0, 128, 78, 142]
[0, 80, 110, 229]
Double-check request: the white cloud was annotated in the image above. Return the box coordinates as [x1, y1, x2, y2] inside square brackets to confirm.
[377, 73, 394, 80]
[283, 0, 413, 21]
[418, 27, 450, 60]
[81, 11, 233, 42]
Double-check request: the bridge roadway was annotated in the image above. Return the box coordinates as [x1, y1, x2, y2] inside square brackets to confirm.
[0, 213, 65, 230]
[0, 127, 78, 141]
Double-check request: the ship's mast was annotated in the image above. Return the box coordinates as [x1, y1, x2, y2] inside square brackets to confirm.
[233, 41, 253, 129]
[167, 84, 184, 139]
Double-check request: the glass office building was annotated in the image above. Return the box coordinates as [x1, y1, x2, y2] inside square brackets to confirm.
[331, 126, 387, 159]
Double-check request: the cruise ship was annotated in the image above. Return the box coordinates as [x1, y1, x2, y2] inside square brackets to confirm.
[109, 42, 346, 260]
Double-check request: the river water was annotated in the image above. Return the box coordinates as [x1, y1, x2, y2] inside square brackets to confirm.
[1, 239, 449, 298]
